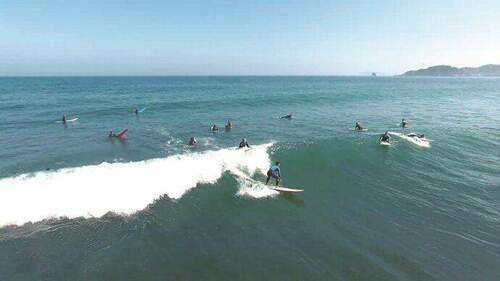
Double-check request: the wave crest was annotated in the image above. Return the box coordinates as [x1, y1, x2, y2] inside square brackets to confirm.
[0, 143, 273, 226]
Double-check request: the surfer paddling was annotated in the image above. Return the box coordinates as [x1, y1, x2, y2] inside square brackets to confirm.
[280, 113, 292, 119]
[266, 161, 281, 186]
[406, 132, 425, 139]
[108, 128, 128, 139]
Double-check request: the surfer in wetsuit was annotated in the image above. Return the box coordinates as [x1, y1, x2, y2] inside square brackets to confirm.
[401, 118, 408, 128]
[238, 138, 250, 149]
[406, 133, 425, 139]
[211, 124, 219, 131]
[134, 108, 139, 115]
[108, 131, 115, 138]
[355, 121, 363, 131]
[380, 131, 390, 143]
[266, 161, 281, 186]
[280, 113, 292, 119]
[188, 137, 197, 146]
[225, 120, 233, 130]
[62, 115, 67, 124]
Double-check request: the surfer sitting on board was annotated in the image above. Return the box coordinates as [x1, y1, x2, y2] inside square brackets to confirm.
[62, 115, 67, 124]
[280, 113, 292, 119]
[355, 121, 364, 131]
[188, 137, 197, 146]
[266, 161, 281, 186]
[211, 124, 219, 131]
[134, 108, 138, 114]
[401, 118, 408, 128]
[380, 131, 390, 143]
[238, 138, 250, 149]
[225, 120, 233, 130]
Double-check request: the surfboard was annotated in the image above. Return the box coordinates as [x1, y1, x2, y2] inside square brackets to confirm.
[116, 128, 128, 138]
[271, 186, 304, 193]
[57, 117, 78, 123]
[138, 107, 147, 113]
[380, 141, 391, 146]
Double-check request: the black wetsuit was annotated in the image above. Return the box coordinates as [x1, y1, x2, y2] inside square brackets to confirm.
[238, 141, 250, 148]
[380, 134, 390, 142]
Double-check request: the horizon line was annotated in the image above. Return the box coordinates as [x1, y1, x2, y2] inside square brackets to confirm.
[0, 74, 396, 78]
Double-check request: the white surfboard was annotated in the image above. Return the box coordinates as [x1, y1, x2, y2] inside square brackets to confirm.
[380, 141, 391, 146]
[271, 186, 304, 193]
[57, 117, 78, 123]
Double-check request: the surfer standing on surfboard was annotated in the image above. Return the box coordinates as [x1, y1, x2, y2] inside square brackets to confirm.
[266, 161, 281, 186]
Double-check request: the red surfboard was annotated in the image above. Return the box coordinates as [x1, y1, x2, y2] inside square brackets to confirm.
[116, 128, 128, 139]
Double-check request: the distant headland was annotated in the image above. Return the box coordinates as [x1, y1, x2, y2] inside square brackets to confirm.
[402, 64, 500, 77]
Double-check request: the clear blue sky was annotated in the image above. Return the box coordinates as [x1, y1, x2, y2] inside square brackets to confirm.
[1, 0, 499, 76]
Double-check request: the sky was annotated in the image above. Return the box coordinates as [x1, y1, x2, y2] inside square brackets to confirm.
[0, 0, 499, 76]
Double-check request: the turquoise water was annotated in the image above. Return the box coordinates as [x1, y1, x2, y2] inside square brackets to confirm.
[0, 77, 499, 280]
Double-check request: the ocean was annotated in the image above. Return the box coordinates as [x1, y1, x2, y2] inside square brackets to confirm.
[0, 76, 499, 280]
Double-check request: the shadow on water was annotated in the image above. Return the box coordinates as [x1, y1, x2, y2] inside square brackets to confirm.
[278, 192, 305, 207]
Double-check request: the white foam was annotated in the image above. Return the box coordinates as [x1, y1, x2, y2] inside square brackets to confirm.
[0, 143, 273, 226]
[389, 132, 431, 148]
[235, 178, 279, 198]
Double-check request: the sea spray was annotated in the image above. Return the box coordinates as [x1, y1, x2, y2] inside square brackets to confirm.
[0, 143, 273, 226]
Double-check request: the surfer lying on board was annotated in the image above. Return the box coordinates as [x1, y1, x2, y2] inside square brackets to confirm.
[238, 138, 250, 149]
[108, 129, 128, 139]
[280, 113, 292, 119]
[380, 131, 390, 143]
[355, 121, 364, 131]
[406, 133, 425, 139]
[266, 161, 281, 186]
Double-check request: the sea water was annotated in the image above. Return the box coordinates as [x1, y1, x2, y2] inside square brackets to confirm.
[0, 77, 499, 280]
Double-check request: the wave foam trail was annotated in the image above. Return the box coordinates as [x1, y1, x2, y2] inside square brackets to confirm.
[389, 132, 431, 148]
[0, 143, 273, 226]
